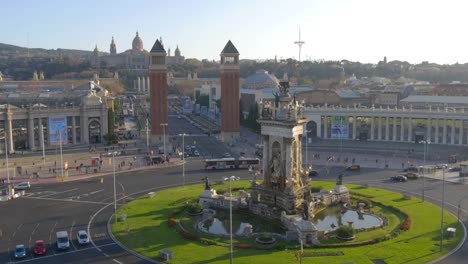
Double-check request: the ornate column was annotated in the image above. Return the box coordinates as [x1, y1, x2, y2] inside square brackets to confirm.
[450, 119, 455, 144]
[72, 116, 77, 145]
[27, 109, 35, 150]
[377, 116, 382, 140]
[262, 135, 269, 180]
[407, 117, 412, 142]
[400, 117, 405, 142]
[370, 116, 374, 140]
[442, 119, 447, 144]
[147, 76, 150, 93]
[427, 118, 431, 142]
[459, 119, 464, 145]
[323, 115, 328, 139]
[385, 116, 390, 141]
[137, 76, 141, 92]
[39, 121, 44, 150]
[392, 117, 397, 141]
[352, 116, 357, 140]
[80, 106, 89, 144]
[435, 119, 439, 144]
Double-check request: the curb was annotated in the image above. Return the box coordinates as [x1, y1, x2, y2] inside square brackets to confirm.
[107, 213, 162, 264]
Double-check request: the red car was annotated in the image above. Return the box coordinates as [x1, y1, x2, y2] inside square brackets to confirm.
[34, 240, 46, 255]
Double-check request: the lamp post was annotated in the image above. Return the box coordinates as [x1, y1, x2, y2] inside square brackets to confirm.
[109, 151, 118, 223]
[160, 123, 168, 156]
[304, 129, 311, 169]
[179, 133, 187, 186]
[421, 140, 430, 202]
[3, 126, 10, 184]
[229, 177, 233, 264]
[146, 117, 149, 154]
[440, 167, 446, 252]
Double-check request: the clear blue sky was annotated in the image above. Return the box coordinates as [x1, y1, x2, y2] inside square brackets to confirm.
[3, 0, 468, 64]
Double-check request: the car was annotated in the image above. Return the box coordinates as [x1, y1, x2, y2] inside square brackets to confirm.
[177, 115, 182, 119]
[14, 244, 26, 259]
[435, 164, 448, 169]
[346, 165, 360, 171]
[56, 231, 70, 250]
[308, 171, 319, 177]
[404, 172, 419, 179]
[224, 176, 240, 181]
[14, 182, 30, 190]
[77, 230, 89, 245]
[193, 150, 200, 156]
[403, 166, 418, 172]
[390, 175, 407, 182]
[34, 240, 46, 255]
[449, 167, 461, 172]
[222, 152, 231, 158]
[185, 145, 192, 150]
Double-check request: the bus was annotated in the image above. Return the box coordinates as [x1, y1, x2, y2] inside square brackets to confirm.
[204, 157, 260, 170]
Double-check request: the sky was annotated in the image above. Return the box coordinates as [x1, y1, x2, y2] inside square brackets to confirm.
[2, 0, 468, 64]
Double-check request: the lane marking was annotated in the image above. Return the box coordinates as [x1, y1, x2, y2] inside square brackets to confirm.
[36, 188, 78, 198]
[22, 196, 109, 205]
[69, 220, 77, 251]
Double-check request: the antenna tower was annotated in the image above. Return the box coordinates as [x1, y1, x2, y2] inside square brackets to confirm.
[294, 28, 305, 62]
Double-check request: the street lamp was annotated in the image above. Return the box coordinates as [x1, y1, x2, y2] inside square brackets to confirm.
[146, 115, 149, 154]
[160, 123, 168, 156]
[3, 126, 10, 184]
[440, 167, 446, 252]
[178, 133, 187, 186]
[109, 151, 118, 223]
[304, 129, 311, 169]
[421, 140, 430, 202]
[229, 177, 233, 264]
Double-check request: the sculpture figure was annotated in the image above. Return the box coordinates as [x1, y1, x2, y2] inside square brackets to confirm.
[270, 153, 281, 190]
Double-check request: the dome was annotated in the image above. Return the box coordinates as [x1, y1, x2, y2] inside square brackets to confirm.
[243, 70, 279, 89]
[132, 31, 144, 52]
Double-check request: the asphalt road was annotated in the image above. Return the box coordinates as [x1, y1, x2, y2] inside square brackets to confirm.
[0, 161, 252, 264]
[2, 149, 468, 263]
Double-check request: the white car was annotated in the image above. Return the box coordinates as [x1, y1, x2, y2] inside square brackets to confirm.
[77, 230, 89, 245]
[224, 176, 240, 181]
[14, 182, 30, 190]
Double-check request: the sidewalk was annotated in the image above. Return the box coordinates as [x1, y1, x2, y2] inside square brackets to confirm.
[0, 146, 183, 186]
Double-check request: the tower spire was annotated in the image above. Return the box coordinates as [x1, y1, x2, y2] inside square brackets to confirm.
[294, 28, 305, 62]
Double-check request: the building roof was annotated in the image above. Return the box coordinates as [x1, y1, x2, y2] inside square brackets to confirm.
[243, 70, 279, 89]
[401, 95, 468, 104]
[221, 40, 239, 54]
[150, 39, 166, 53]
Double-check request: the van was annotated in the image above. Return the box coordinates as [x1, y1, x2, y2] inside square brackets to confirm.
[56, 231, 70, 250]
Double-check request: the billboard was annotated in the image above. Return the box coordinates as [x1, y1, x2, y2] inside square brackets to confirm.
[48, 115, 68, 145]
[331, 116, 349, 139]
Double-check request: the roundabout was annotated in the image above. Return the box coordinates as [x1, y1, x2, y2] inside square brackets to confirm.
[110, 180, 463, 264]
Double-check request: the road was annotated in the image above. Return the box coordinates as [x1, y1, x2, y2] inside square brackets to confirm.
[0, 161, 253, 263]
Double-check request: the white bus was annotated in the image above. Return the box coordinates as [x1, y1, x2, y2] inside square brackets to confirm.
[204, 157, 260, 170]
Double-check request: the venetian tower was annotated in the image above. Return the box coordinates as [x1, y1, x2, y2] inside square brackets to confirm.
[149, 38, 168, 144]
[220, 40, 240, 142]
[249, 81, 310, 219]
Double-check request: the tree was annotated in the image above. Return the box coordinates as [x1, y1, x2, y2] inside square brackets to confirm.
[103, 81, 124, 95]
[195, 94, 209, 107]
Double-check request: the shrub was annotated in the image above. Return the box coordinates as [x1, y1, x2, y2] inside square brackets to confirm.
[168, 218, 176, 228]
[336, 226, 355, 239]
[400, 211, 411, 231]
[234, 243, 252, 249]
[186, 203, 203, 214]
[178, 230, 199, 240]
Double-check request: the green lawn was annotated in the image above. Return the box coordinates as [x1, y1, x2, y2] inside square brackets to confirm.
[111, 181, 463, 264]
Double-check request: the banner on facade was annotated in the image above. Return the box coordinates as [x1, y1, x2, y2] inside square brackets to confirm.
[331, 116, 349, 139]
[48, 115, 68, 145]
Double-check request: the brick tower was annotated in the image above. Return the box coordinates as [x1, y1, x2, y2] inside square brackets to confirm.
[220, 40, 240, 142]
[149, 38, 168, 144]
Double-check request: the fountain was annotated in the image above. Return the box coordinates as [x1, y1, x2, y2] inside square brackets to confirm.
[195, 82, 381, 246]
